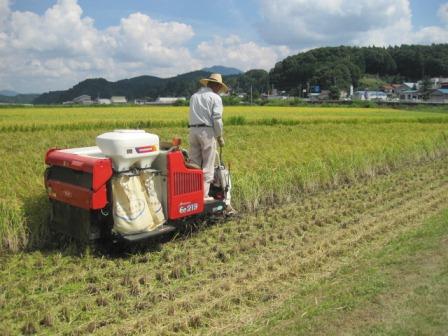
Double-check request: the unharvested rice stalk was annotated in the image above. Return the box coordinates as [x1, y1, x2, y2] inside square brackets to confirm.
[0, 106, 447, 252]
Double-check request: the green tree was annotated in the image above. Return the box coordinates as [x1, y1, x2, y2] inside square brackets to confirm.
[420, 77, 433, 101]
[329, 86, 340, 100]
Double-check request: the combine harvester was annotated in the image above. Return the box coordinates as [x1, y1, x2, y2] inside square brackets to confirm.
[44, 129, 231, 244]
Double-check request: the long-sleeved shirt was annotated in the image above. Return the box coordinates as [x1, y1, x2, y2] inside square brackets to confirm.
[189, 87, 223, 137]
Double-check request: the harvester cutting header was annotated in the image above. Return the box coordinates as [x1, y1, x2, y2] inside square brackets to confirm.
[44, 129, 232, 244]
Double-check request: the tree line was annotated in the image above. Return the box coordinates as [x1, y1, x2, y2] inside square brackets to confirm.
[269, 44, 448, 94]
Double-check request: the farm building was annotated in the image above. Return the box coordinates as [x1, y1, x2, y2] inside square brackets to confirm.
[395, 82, 420, 99]
[399, 90, 422, 102]
[402, 82, 418, 90]
[381, 84, 402, 96]
[262, 94, 289, 100]
[134, 99, 149, 105]
[72, 95, 93, 105]
[96, 98, 111, 105]
[111, 96, 127, 104]
[353, 91, 387, 101]
[428, 89, 448, 103]
[155, 97, 186, 104]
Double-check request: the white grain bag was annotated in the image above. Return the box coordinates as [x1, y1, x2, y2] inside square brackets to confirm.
[140, 171, 166, 227]
[112, 175, 154, 235]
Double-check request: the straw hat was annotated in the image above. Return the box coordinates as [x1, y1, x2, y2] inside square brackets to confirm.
[199, 73, 229, 93]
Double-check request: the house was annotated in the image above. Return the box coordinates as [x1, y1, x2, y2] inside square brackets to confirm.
[422, 77, 448, 89]
[134, 99, 148, 105]
[353, 91, 387, 101]
[308, 93, 320, 101]
[96, 98, 111, 105]
[381, 84, 402, 96]
[428, 88, 448, 104]
[261, 93, 289, 100]
[72, 95, 93, 105]
[399, 90, 422, 102]
[339, 90, 348, 99]
[318, 90, 330, 100]
[111, 96, 127, 104]
[155, 97, 186, 104]
[403, 82, 418, 90]
[392, 82, 418, 96]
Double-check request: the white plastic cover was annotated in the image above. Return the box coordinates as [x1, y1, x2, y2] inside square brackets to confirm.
[96, 129, 160, 171]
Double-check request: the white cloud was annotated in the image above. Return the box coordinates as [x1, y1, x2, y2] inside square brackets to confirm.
[9, 0, 100, 55]
[414, 25, 448, 44]
[0, 0, 291, 92]
[105, 12, 197, 67]
[197, 35, 290, 71]
[438, 3, 448, 25]
[2, 0, 448, 93]
[350, 17, 413, 46]
[0, 0, 201, 92]
[259, 0, 412, 47]
[0, 0, 10, 32]
[258, 0, 448, 48]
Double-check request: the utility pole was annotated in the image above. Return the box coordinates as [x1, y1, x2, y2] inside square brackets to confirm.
[250, 85, 253, 105]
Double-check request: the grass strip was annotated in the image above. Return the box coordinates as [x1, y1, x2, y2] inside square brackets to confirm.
[241, 208, 448, 336]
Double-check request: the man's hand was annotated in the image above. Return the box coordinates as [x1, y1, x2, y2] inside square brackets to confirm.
[217, 136, 225, 147]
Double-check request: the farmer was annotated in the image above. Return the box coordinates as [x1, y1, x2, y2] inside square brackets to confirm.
[188, 73, 227, 200]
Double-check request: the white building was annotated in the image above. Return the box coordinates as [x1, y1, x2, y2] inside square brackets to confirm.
[262, 94, 289, 100]
[97, 98, 111, 105]
[134, 99, 148, 105]
[111, 96, 127, 104]
[155, 97, 186, 104]
[353, 91, 387, 101]
[72, 95, 93, 105]
[417, 78, 448, 90]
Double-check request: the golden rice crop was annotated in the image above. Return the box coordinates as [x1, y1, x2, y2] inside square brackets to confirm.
[1, 106, 448, 131]
[0, 105, 447, 251]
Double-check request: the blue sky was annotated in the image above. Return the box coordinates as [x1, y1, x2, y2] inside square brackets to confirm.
[2, 0, 448, 92]
[10, 0, 262, 45]
[10, 0, 446, 42]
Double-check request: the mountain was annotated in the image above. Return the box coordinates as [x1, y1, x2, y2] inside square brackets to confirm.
[34, 44, 448, 104]
[34, 70, 212, 105]
[0, 90, 19, 96]
[33, 67, 273, 105]
[0, 94, 39, 104]
[202, 65, 243, 76]
[33, 66, 247, 104]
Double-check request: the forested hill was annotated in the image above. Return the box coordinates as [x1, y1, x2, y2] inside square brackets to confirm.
[34, 68, 268, 105]
[34, 71, 211, 105]
[270, 44, 448, 93]
[0, 94, 39, 104]
[33, 44, 448, 104]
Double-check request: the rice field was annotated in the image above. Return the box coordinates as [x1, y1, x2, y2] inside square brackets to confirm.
[0, 105, 448, 335]
[1, 106, 448, 132]
[1, 105, 448, 252]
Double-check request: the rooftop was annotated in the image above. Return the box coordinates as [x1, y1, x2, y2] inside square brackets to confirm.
[400, 90, 421, 95]
[434, 89, 448, 94]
